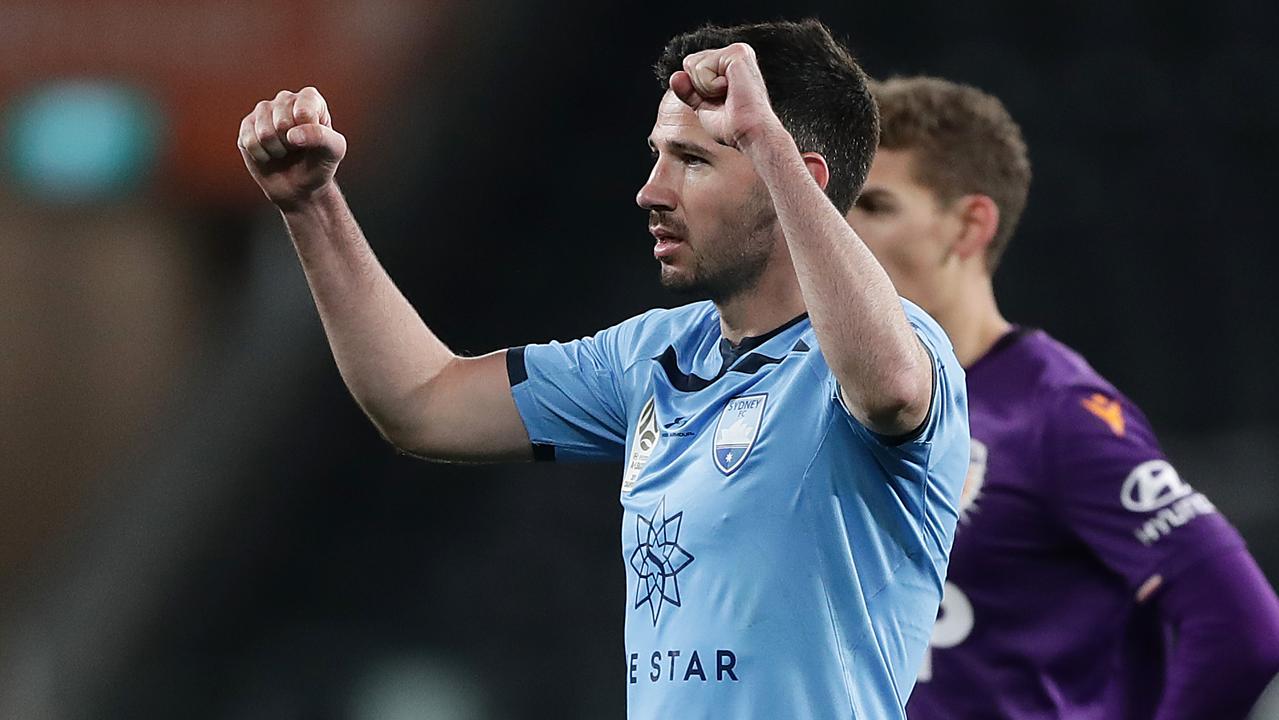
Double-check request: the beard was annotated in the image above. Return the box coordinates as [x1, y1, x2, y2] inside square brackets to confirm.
[655, 188, 779, 304]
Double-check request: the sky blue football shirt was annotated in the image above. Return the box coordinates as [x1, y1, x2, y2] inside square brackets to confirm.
[507, 299, 968, 719]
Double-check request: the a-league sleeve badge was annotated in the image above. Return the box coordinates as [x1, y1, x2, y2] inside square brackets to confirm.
[623, 396, 659, 492]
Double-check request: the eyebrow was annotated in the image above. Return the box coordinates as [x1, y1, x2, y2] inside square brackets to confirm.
[647, 138, 717, 157]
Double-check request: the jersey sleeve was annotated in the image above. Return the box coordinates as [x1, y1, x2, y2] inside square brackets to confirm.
[1150, 547, 1279, 720]
[832, 300, 970, 560]
[837, 299, 968, 451]
[506, 323, 630, 463]
[1043, 385, 1245, 592]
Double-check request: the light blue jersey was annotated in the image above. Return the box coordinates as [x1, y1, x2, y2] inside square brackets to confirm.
[507, 300, 968, 719]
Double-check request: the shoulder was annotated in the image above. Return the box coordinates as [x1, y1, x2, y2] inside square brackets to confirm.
[1021, 331, 1130, 408]
[601, 301, 719, 369]
[1015, 331, 1160, 456]
[981, 329, 1123, 403]
[900, 297, 944, 335]
[900, 298, 951, 349]
[898, 299, 962, 383]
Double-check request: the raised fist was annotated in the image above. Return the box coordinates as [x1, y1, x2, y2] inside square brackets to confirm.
[670, 43, 781, 149]
[237, 87, 346, 210]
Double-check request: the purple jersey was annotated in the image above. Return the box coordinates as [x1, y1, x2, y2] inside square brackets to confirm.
[906, 328, 1246, 719]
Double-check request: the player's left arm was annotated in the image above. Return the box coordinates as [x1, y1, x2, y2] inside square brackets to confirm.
[672, 45, 931, 437]
[1045, 386, 1279, 717]
[1147, 549, 1279, 720]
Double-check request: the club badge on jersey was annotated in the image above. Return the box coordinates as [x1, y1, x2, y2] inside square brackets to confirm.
[713, 394, 767, 475]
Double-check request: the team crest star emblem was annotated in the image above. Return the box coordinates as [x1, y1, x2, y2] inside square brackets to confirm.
[629, 497, 695, 625]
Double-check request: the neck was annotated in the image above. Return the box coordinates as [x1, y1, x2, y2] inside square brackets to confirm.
[930, 277, 1012, 368]
[714, 263, 806, 344]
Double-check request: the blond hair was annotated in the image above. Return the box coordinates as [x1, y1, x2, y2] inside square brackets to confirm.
[872, 76, 1031, 272]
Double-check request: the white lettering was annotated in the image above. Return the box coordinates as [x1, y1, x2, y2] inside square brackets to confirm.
[1132, 492, 1217, 546]
[919, 582, 973, 682]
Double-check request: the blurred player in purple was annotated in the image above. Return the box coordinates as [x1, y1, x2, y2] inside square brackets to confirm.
[848, 76, 1279, 719]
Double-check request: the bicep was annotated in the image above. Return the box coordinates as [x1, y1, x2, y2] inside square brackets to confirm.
[398, 350, 534, 463]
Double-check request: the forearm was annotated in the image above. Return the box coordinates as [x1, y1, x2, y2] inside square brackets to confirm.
[281, 183, 458, 445]
[1152, 549, 1279, 720]
[742, 129, 930, 432]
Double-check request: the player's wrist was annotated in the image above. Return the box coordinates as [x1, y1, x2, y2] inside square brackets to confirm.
[736, 113, 789, 146]
[737, 121, 797, 164]
[277, 181, 343, 217]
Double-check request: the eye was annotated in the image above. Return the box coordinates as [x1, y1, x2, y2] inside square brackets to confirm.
[682, 154, 707, 167]
[855, 194, 888, 214]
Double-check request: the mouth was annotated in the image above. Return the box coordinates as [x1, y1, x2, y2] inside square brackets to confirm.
[650, 227, 684, 260]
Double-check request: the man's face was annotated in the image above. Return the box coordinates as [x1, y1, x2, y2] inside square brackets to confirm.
[636, 91, 778, 302]
[848, 148, 960, 316]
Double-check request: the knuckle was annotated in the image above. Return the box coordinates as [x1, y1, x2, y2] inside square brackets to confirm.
[274, 89, 292, 101]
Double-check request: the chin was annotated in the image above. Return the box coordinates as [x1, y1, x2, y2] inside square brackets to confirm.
[659, 267, 706, 297]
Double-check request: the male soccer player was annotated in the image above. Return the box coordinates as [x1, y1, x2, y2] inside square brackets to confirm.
[237, 20, 968, 719]
[848, 75, 1279, 719]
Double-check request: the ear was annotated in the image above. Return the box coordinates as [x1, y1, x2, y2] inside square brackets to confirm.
[951, 194, 1000, 262]
[800, 151, 829, 191]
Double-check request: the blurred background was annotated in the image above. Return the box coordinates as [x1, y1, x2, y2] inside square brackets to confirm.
[1, 0, 1276, 717]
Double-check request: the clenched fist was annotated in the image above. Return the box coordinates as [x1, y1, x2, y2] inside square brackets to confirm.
[237, 87, 346, 211]
[670, 43, 783, 150]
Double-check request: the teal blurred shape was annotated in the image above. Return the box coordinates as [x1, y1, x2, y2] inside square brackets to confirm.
[5, 81, 162, 203]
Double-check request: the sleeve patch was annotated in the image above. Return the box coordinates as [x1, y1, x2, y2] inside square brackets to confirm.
[1081, 393, 1125, 437]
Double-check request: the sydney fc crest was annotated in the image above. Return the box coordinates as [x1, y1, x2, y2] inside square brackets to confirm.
[712, 393, 767, 475]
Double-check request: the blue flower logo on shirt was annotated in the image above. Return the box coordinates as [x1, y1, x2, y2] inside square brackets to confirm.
[630, 497, 695, 625]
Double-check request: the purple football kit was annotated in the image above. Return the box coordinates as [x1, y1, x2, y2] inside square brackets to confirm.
[906, 327, 1274, 719]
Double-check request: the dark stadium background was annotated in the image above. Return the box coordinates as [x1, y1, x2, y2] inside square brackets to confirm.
[2, 1, 1276, 717]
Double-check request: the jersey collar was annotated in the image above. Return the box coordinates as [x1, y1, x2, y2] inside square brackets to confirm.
[718, 312, 809, 367]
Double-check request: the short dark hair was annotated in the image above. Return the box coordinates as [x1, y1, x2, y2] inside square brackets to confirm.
[872, 76, 1031, 273]
[655, 19, 878, 213]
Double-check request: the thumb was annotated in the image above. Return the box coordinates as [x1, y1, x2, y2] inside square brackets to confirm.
[286, 123, 346, 159]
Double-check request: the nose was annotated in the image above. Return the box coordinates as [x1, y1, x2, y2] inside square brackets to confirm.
[636, 162, 677, 212]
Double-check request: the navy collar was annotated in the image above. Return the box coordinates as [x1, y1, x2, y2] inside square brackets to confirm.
[718, 313, 809, 366]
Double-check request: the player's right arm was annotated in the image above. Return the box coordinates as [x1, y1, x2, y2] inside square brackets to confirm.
[237, 87, 532, 462]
